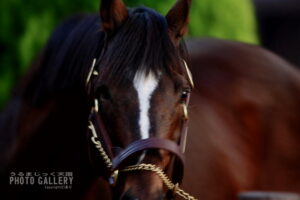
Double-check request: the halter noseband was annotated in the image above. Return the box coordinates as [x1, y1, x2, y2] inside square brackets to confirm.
[86, 58, 196, 200]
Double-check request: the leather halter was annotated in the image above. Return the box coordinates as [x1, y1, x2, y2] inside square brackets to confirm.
[86, 58, 192, 185]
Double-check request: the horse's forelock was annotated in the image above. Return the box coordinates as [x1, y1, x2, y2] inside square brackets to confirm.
[97, 7, 186, 86]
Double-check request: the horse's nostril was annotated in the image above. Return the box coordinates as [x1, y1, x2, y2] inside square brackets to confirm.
[120, 190, 138, 200]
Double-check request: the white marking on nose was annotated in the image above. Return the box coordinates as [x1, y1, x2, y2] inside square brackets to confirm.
[133, 70, 159, 140]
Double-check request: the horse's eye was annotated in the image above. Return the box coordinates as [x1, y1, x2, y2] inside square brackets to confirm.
[96, 86, 111, 102]
[100, 92, 110, 102]
[181, 89, 191, 103]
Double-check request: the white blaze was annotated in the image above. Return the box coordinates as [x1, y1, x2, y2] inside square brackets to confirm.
[133, 70, 159, 139]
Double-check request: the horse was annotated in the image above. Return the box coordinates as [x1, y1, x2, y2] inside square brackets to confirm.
[0, 0, 195, 199]
[1, 0, 300, 200]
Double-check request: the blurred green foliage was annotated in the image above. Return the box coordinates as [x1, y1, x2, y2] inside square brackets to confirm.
[0, 0, 258, 109]
[125, 0, 258, 43]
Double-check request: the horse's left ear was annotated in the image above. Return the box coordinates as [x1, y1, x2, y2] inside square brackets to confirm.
[100, 0, 128, 34]
[166, 0, 191, 41]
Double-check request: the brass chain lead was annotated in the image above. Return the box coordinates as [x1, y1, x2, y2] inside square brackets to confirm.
[122, 164, 197, 200]
[88, 121, 112, 168]
[88, 121, 196, 200]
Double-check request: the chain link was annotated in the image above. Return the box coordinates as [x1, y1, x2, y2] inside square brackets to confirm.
[122, 164, 197, 200]
[88, 121, 197, 200]
[88, 121, 112, 168]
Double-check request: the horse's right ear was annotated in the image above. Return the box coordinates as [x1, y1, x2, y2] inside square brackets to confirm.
[100, 0, 128, 34]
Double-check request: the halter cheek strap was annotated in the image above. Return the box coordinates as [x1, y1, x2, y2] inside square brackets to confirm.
[86, 58, 97, 87]
[183, 59, 194, 89]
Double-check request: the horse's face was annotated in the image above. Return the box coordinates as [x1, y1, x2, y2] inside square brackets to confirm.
[91, 0, 192, 199]
[96, 71, 191, 147]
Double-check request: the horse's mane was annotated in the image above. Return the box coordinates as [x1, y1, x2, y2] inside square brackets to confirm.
[22, 14, 105, 106]
[22, 7, 187, 106]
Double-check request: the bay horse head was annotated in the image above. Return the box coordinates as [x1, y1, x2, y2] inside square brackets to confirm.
[86, 0, 194, 199]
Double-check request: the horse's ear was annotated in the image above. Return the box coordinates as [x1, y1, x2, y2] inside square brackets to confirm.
[100, 0, 128, 34]
[166, 0, 191, 41]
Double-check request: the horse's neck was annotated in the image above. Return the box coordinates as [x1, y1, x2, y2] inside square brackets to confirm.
[8, 94, 91, 170]
[0, 92, 99, 199]
[0, 97, 22, 170]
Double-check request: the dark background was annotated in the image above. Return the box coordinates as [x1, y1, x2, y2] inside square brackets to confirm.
[254, 0, 300, 66]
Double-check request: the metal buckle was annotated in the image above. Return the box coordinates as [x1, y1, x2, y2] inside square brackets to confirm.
[94, 99, 99, 113]
[182, 104, 188, 120]
[109, 170, 119, 186]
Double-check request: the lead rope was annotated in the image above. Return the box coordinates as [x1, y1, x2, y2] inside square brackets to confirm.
[88, 121, 197, 200]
